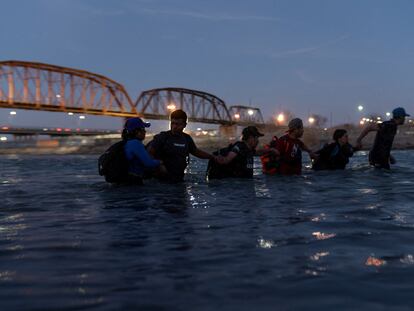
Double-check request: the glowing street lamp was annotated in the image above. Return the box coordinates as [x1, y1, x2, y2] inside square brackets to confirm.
[79, 115, 86, 120]
[167, 103, 176, 111]
[386, 112, 391, 117]
[358, 105, 364, 112]
[308, 117, 315, 125]
[68, 112, 74, 116]
[276, 113, 285, 124]
[234, 113, 240, 120]
[10, 111, 17, 115]
[247, 109, 254, 116]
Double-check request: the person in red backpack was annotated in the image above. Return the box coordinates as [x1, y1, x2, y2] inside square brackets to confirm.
[269, 118, 317, 175]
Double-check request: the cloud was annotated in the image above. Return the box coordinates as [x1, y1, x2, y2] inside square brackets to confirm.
[137, 8, 280, 22]
[271, 34, 350, 58]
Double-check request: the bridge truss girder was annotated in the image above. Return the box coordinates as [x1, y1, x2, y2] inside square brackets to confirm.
[229, 105, 265, 126]
[0, 60, 137, 117]
[135, 88, 233, 125]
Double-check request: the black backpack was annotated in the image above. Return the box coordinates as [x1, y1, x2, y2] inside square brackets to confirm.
[98, 141, 129, 183]
[206, 143, 235, 179]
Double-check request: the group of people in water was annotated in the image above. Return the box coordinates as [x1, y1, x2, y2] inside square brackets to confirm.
[113, 107, 410, 184]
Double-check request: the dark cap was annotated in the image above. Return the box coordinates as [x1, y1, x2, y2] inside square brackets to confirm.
[288, 118, 303, 130]
[125, 117, 151, 131]
[392, 107, 410, 118]
[242, 126, 264, 138]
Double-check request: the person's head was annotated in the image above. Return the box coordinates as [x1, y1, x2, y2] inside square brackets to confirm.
[170, 109, 187, 134]
[122, 117, 151, 141]
[392, 107, 410, 125]
[288, 118, 304, 138]
[333, 129, 348, 146]
[242, 126, 264, 149]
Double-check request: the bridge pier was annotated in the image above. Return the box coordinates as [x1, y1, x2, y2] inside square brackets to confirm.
[219, 124, 237, 138]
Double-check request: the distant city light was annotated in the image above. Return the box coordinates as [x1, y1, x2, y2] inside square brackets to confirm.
[167, 103, 176, 110]
[68, 112, 74, 116]
[324, 128, 328, 131]
[234, 113, 240, 119]
[386, 112, 391, 117]
[247, 109, 254, 116]
[197, 128, 202, 131]
[56, 94, 61, 98]
[358, 105, 364, 112]
[79, 115, 86, 119]
[0, 136, 7, 141]
[360, 120, 365, 125]
[10, 111, 17, 115]
[377, 116, 381, 120]
[276, 113, 285, 123]
[308, 117, 315, 124]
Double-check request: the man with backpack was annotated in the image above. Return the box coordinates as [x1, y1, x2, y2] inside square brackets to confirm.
[147, 109, 215, 182]
[207, 126, 264, 179]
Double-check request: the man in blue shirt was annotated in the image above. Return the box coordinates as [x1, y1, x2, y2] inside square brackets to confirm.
[123, 117, 163, 184]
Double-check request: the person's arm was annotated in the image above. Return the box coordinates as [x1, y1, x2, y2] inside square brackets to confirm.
[356, 123, 379, 149]
[191, 147, 214, 160]
[134, 141, 161, 168]
[146, 133, 163, 158]
[301, 142, 318, 159]
[215, 151, 238, 165]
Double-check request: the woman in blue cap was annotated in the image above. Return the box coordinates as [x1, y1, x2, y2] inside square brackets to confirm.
[356, 107, 410, 169]
[123, 117, 164, 184]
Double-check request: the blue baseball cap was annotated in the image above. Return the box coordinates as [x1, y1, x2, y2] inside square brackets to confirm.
[392, 107, 410, 118]
[125, 117, 151, 131]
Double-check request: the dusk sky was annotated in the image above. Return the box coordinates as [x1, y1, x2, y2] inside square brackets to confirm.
[1, 0, 414, 129]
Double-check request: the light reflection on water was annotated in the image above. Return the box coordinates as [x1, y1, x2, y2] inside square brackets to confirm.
[0, 151, 414, 310]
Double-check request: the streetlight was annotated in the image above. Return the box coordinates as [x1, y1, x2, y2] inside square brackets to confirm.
[247, 109, 254, 116]
[276, 113, 285, 124]
[308, 117, 315, 125]
[8, 111, 17, 125]
[234, 113, 240, 120]
[78, 115, 86, 128]
[358, 105, 364, 112]
[167, 103, 176, 111]
[386, 112, 391, 117]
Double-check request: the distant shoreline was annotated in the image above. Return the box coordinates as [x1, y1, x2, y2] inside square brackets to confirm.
[0, 124, 413, 155]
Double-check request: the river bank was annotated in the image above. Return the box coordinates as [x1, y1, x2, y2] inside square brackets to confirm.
[0, 124, 413, 155]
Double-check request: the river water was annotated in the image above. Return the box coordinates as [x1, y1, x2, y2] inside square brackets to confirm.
[1, 150, 414, 310]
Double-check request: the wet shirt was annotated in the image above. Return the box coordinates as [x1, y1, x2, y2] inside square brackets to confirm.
[275, 134, 305, 175]
[124, 139, 160, 176]
[312, 142, 354, 170]
[228, 141, 254, 178]
[207, 141, 254, 179]
[149, 131, 197, 181]
[370, 120, 397, 169]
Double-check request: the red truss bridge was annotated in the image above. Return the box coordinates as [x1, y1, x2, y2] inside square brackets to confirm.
[0, 60, 264, 126]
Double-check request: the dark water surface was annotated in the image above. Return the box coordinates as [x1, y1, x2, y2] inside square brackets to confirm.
[1, 151, 414, 310]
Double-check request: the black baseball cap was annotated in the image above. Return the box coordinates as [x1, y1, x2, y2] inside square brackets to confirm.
[242, 126, 264, 138]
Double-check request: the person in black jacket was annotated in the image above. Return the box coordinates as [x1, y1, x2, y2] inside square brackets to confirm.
[356, 107, 409, 169]
[312, 129, 355, 170]
[207, 126, 264, 179]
